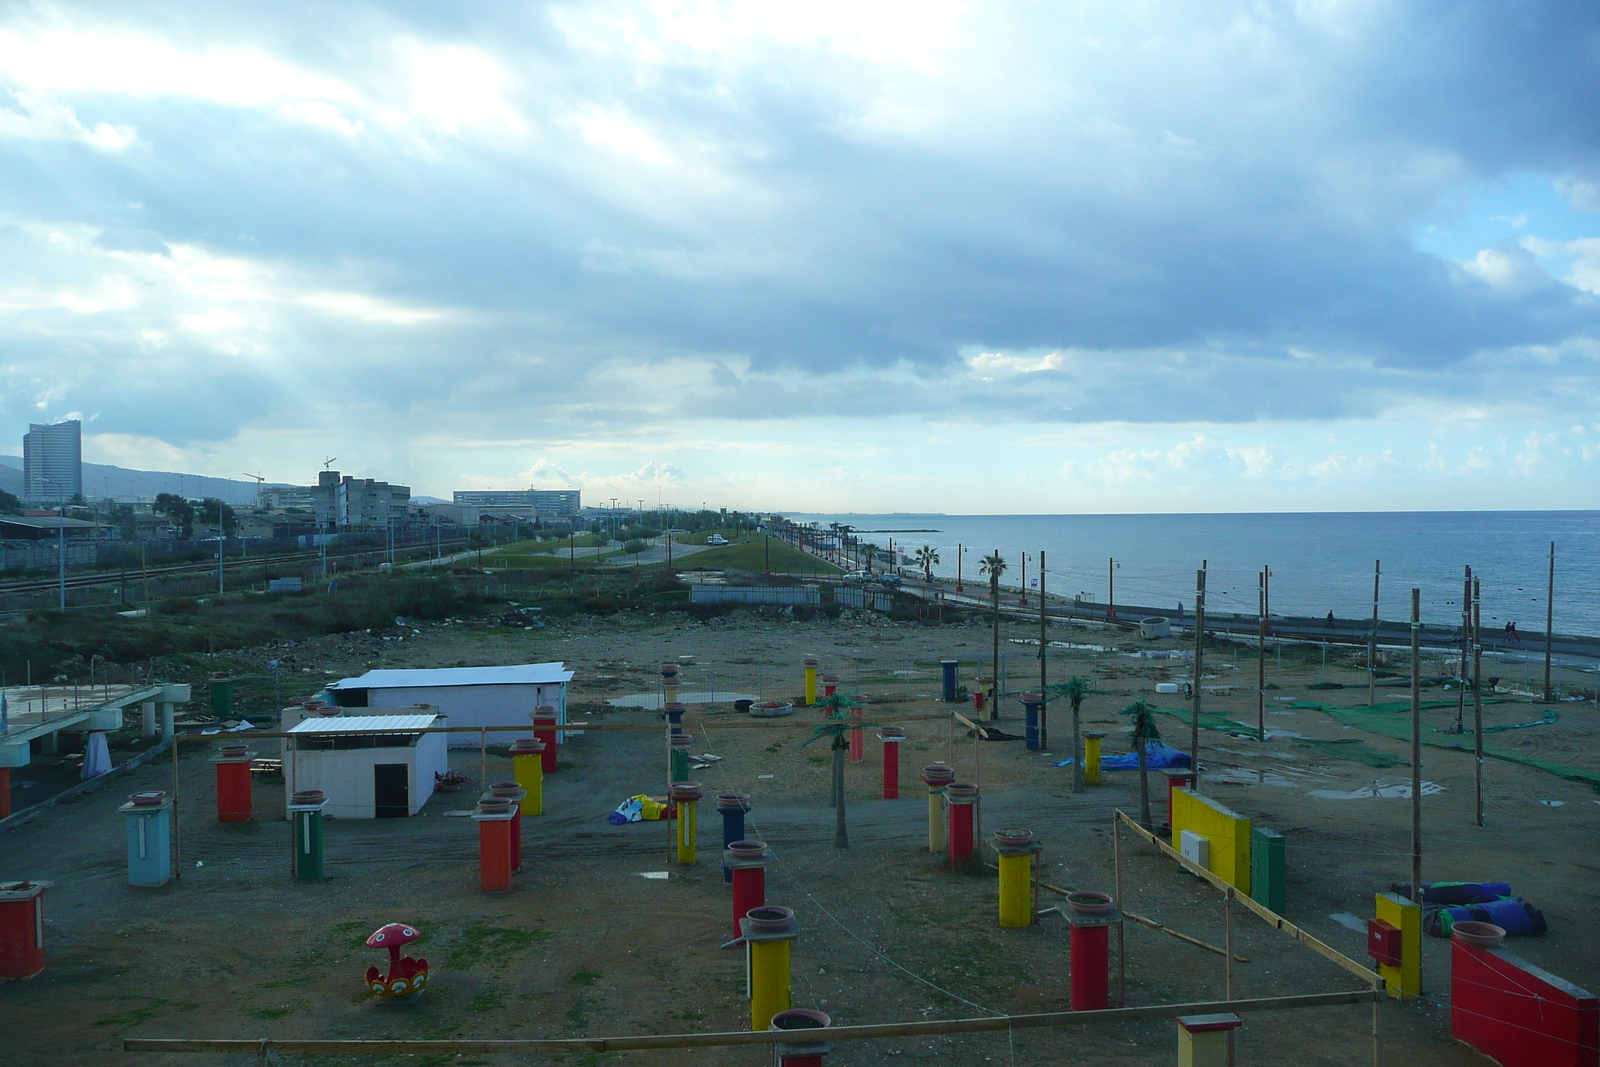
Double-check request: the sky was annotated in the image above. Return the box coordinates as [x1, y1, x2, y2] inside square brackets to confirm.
[2, 0, 1599, 513]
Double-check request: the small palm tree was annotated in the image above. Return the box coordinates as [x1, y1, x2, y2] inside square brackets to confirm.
[979, 552, 1007, 720]
[1047, 676, 1098, 793]
[806, 691, 871, 849]
[1124, 699, 1162, 829]
[913, 545, 941, 581]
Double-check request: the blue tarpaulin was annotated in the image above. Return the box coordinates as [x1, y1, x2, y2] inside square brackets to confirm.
[1053, 741, 1191, 770]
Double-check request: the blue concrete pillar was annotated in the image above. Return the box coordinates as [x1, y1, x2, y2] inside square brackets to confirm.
[120, 795, 173, 886]
[940, 660, 959, 703]
[1021, 693, 1045, 751]
[717, 792, 751, 884]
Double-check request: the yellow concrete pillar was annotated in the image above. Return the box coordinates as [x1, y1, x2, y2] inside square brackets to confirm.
[512, 752, 544, 816]
[997, 852, 1032, 928]
[803, 658, 819, 706]
[1084, 732, 1105, 784]
[1176, 1013, 1240, 1067]
[749, 939, 791, 1030]
[677, 797, 698, 864]
[1375, 892, 1421, 998]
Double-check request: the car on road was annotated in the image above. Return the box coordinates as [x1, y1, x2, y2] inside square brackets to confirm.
[871, 572, 903, 586]
[705, 534, 729, 546]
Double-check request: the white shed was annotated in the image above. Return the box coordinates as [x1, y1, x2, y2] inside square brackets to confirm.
[285, 713, 449, 819]
[324, 664, 574, 747]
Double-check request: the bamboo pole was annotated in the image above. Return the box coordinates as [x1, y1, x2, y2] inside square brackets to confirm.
[1115, 811, 1382, 987]
[171, 734, 181, 882]
[1410, 589, 1422, 905]
[124, 990, 1384, 1056]
[1039, 550, 1048, 748]
[1473, 576, 1484, 828]
[1456, 566, 1471, 732]
[1369, 560, 1380, 708]
[1006, 864, 1246, 959]
[1257, 569, 1265, 742]
[1191, 564, 1206, 776]
[1545, 541, 1555, 704]
[1224, 887, 1234, 999]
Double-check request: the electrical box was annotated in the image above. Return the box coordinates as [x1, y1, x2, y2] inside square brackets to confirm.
[1368, 918, 1402, 967]
[1179, 830, 1211, 870]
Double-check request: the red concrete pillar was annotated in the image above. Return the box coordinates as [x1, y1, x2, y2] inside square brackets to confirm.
[880, 727, 904, 799]
[474, 802, 515, 892]
[946, 782, 978, 870]
[533, 708, 558, 773]
[0, 879, 50, 979]
[213, 744, 255, 823]
[822, 673, 838, 699]
[0, 768, 11, 819]
[1070, 922, 1111, 1010]
[1163, 769, 1197, 828]
[772, 1008, 833, 1067]
[731, 863, 767, 939]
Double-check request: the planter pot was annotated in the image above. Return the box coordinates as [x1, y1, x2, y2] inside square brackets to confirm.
[219, 743, 249, 759]
[880, 726, 905, 739]
[477, 799, 513, 815]
[992, 827, 1034, 848]
[128, 790, 167, 806]
[1452, 921, 1506, 949]
[771, 1008, 831, 1032]
[1067, 891, 1115, 915]
[727, 839, 767, 859]
[490, 782, 522, 798]
[668, 781, 703, 802]
[291, 789, 326, 805]
[716, 792, 752, 812]
[944, 782, 979, 800]
[733, 699, 755, 714]
[745, 906, 795, 932]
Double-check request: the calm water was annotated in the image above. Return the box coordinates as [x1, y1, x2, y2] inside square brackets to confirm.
[786, 512, 1600, 636]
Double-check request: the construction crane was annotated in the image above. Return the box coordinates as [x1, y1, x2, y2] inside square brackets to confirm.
[243, 472, 266, 507]
[323, 456, 337, 470]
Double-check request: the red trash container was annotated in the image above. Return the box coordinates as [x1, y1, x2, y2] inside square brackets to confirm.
[0, 880, 51, 979]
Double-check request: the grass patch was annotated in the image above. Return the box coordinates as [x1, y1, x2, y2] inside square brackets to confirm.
[678, 540, 840, 575]
[1296, 737, 1409, 768]
[570, 968, 602, 986]
[244, 1000, 309, 1020]
[445, 922, 551, 969]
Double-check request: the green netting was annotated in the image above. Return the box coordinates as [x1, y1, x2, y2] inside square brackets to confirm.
[1292, 700, 1600, 791]
[1294, 737, 1409, 769]
[1150, 705, 1257, 735]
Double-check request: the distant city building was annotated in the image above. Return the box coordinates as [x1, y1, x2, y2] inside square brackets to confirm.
[257, 469, 409, 529]
[452, 489, 580, 520]
[22, 420, 82, 503]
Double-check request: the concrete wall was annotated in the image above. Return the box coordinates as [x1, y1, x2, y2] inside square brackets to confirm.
[1375, 892, 1421, 999]
[362, 684, 568, 746]
[1453, 939, 1598, 1067]
[1170, 787, 1251, 893]
[286, 737, 447, 819]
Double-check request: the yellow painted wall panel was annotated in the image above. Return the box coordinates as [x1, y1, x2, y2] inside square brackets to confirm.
[1169, 788, 1252, 894]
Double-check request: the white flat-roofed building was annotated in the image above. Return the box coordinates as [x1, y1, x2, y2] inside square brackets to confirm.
[285, 712, 448, 819]
[324, 664, 574, 747]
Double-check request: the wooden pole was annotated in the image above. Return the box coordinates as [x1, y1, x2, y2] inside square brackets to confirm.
[1191, 565, 1206, 775]
[1473, 576, 1484, 828]
[479, 727, 487, 791]
[122, 990, 1385, 1056]
[1544, 541, 1555, 703]
[1257, 570, 1265, 742]
[1107, 557, 1115, 620]
[1112, 814, 1123, 917]
[1224, 887, 1234, 999]
[1369, 560, 1380, 708]
[1039, 550, 1048, 748]
[1410, 589, 1422, 905]
[1456, 566, 1471, 732]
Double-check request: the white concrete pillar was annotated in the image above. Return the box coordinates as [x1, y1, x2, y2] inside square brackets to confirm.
[141, 701, 157, 738]
[40, 732, 58, 755]
[159, 703, 175, 742]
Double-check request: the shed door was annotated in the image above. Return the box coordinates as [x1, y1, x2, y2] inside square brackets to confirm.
[374, 763, 409, 817]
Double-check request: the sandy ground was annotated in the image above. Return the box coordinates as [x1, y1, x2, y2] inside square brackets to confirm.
[5, 607, 1597, 1066]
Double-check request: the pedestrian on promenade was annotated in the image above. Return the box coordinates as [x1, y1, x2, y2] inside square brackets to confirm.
[1506, 621, 1520, 643]
[1325, 610, 1336, 633]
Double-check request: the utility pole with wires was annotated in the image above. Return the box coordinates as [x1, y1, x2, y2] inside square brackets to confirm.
[1257, 569, 1266, 743]
[1455, 565, 1472, 733]
[1038, 550, 1048, 748]
[1544, 541, 1556, 704]
[1473, 575, 1485, 827]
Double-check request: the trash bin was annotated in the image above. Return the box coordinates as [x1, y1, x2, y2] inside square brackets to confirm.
[0, 880, 51, 979]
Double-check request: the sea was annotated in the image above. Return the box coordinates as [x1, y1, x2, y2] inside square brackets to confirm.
[785, 511, 1600, 637]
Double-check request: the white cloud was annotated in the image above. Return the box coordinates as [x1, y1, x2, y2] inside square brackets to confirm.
[0, 91, 135, 149]
[966, 350, 1066, 378]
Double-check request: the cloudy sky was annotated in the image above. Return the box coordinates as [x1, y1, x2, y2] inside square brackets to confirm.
[2, 0, 1598, 512]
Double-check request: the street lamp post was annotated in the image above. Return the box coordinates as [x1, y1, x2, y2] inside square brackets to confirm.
[41, 477, 66, 611]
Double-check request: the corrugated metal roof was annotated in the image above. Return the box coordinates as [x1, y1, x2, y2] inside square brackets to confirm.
[328, 664, 573, 690]
[288, 714, 438, 734]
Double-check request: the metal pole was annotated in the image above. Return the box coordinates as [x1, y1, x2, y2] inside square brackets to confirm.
[1410, 589, 1422, 905]
[1455, 566, 1470, 731]
[1191, 565, 1206, 775]
[1473, 576, 1484, 827]
[1369, 560, 1380, 708]
[1544, 541, 1555, 703]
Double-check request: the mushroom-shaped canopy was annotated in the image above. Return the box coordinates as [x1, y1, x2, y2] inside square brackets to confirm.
[366, 923, 421, 950]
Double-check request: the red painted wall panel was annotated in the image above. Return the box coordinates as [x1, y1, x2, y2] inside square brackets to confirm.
[1452, 940, 1598, 1067]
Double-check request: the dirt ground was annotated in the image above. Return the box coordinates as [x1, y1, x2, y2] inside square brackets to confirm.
[5, 607, 1597, 1066]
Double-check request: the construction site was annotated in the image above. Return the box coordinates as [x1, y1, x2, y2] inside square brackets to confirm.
[2, 558, 1596, 1067]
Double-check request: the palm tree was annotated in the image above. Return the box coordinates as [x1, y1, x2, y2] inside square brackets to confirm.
[913, 545, 941, 581]
[1124, 699, 1162, 829]
[807, 691, 870, 849]
[1047, 676, 1097, 794]
[979, 551, 1007, 720]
